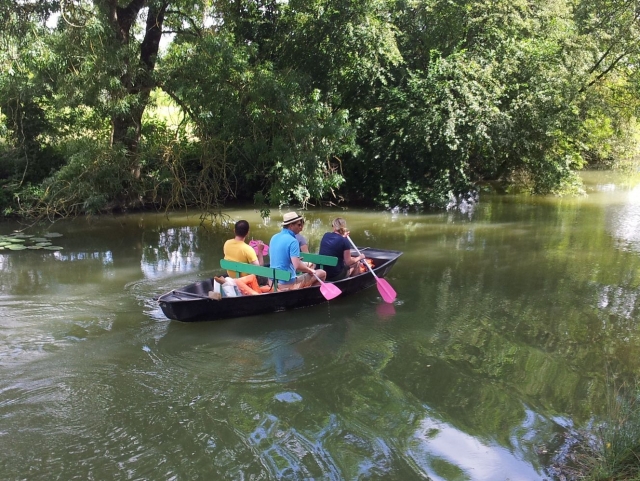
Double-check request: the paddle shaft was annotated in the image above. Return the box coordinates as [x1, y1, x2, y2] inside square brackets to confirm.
[346, 235, 397, 303]
[172, 290, 210, 299]
[346, 237, 379, 279]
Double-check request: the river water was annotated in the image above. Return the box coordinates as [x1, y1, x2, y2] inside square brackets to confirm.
[1, 171, 640, 480]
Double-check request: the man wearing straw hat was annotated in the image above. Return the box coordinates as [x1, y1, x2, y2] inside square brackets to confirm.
[269, 212, 326, 290]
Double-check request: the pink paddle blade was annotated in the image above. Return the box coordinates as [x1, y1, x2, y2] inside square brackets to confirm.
[376, 278, 396, 304]
[313, 273, 342, 301]
[320, 282, 342, 301]
[346, 234, 397, 304]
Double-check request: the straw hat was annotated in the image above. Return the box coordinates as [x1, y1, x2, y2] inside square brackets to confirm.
[282, 211, 304, 226]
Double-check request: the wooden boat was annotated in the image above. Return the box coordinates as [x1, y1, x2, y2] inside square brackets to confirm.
[157, 247, 402, 322]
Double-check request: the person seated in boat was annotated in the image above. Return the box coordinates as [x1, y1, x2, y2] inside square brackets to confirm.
[319, 217, 366, 282]
[269, 212, 327, 290]
[297, 232, 309, 253]
[213, 275, 270, 295]
[296, 222, 316, 269]
[223, 220, 264, 278]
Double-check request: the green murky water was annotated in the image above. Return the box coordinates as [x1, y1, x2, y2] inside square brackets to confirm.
[1, 171, 640, 480]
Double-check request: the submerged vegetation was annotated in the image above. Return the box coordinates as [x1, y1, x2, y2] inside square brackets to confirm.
[0, 0, 639, 218]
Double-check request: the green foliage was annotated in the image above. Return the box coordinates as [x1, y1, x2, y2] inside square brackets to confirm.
[277, 0, 402, 100]
[21, 139, 138, 216]
[578, 79, 640, 170]
[138, 116, 218, 211]
[253, 192, 270, 220]
[343, 49, 510, 207]
[0, 21, 66, 187]
[1, 0, 640, 217]
[0, 0, 58, 38]
[340, 0, 623, 206]
[162, 31, 355, 208]
[0, 182, 19, 216]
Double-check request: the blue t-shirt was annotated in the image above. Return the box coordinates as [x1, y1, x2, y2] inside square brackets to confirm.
[269, 229, 300, 284]
[319, 232, 351, 279]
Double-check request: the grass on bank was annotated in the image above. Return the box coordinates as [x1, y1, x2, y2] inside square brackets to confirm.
[558, 383, 640, 481]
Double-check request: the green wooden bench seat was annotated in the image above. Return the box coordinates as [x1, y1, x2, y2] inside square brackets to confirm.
[219, 259, 291, 292]
[300, 253, 338, 269]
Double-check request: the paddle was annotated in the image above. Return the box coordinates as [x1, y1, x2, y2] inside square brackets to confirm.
[312, 273, 342, 301]
[172, 290, 210, 299]
[346, 236, 397, 304]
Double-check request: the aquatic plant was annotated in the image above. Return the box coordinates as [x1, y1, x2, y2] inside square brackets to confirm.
[0, 233, 63, 251]
[553, 382, 640, 480]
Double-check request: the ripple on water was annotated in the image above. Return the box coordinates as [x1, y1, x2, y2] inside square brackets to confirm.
[0, 295, 119, 366]
[0, 376, 63, 412]
[126, 275, 210, 322]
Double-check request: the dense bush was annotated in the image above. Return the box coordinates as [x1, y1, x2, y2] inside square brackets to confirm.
[0, 0, 638, 217]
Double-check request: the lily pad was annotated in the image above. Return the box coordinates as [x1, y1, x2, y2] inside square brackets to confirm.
[0, 232, 66, 252]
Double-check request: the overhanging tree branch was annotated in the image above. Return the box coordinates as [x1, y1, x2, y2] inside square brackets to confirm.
[164, 9, 203, 36]
[157, 84, 198, 123]
[581, 51, 630, 92]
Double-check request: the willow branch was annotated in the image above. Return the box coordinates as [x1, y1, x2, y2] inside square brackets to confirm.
[157, 84, 198, 123]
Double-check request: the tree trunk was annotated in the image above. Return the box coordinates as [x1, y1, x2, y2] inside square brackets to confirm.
[104, 0, 167, 171]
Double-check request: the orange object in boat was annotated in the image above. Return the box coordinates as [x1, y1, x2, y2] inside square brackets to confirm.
[234, 274, 271, 295]
[359, 258, 375, 273]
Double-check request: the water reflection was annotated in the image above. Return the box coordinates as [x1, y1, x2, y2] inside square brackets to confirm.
[407, 415, 541, 480]
[608, 184, 640, 253]
[247, 413, 342, 479]
[3, 175, 640, 479]
[265, 335, 305, 382]
[141, 227, 203, 277]
[597, 285, 639, 320]
[376, 302, 397, 318]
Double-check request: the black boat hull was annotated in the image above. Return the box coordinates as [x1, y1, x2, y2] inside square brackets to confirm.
[158, 248, 402, 322]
